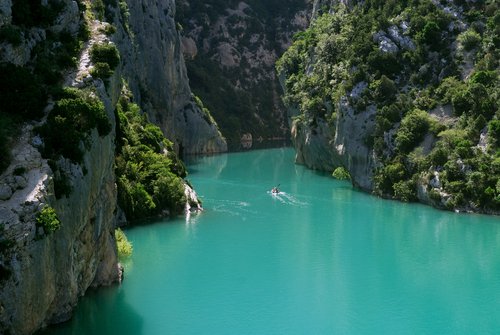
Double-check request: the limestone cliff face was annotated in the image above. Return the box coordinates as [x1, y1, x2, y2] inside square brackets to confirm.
[288, 100, 377, 191]
[111, 0, 227, 155]
[276, 0, 378, 190]
[332, 101, 377, 191]
[0, 0, 223, 333]
[0, 118, 119, 335]
[0, 3, 121, 334]
[177, 0, 311, 148]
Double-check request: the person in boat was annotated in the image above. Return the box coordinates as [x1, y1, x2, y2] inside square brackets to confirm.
[272, 186, 280, 194]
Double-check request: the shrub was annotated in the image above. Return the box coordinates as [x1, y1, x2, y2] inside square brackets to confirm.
[90, 62, 113, 80]
[393, 179, 417, 202]
[458, 29, 482, 51]
[90, 43, 120, 70]
[417, 21, 442, 49]
[470, 70, 498, 87]
[488, 120, 500, 146]
[428, 145, 449, 167]
[115, 228, 133, 258]
[332, 167, 351, 180]
[395, 109, 430, 153]
[436, 77, 465, 105]
[367, 50, 401, 77]
[370, 75, 397, 104]
[36, 206, 61, 234]
[374, 160, 407, 195]
[428, 188, 442, 202]
[38, 89, 111, 163]
[101, 24, 117, 36]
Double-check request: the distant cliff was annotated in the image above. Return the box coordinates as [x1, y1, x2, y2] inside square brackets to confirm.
[177, 0, 311, 148]
[0, 0, 225, 334]
[278, 0, 499, 213]
[111, 0, 227, 155]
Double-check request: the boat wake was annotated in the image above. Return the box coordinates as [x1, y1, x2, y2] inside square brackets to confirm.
[211, 199, 257, 218]
[268, 191, 307, 206]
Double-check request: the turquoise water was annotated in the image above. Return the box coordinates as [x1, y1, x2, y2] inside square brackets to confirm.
[45, 148, 500, 334]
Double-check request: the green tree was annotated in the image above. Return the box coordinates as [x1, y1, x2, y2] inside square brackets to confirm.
[395, 109, 430, 153]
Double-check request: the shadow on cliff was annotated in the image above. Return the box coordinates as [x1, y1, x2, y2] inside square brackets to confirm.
[36, 285, 142, 335]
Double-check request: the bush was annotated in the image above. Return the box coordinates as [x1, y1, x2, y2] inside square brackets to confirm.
[395, 109, 430, 153]
[458, 29, 482, 51]
[90, 43, 120, 70]
[470, 70, 498, 87]
[393, 179, 417, 202]
[332, 167, 351, 180]
[374, 160, 407, 195]
[115, 228, 133, 258]
[367, 50, 401, 77]
[417, 21, 442, 49]
[436, 77, 465, 105]
[36, 206, 61, 234]
[428, 188, 442, 202]
[429, 145, 449, 167]
[90, 62, 113, 80]
[38, 89, 111, 163]
[488, 120, 500, 146]
[370, 75, 397, 104]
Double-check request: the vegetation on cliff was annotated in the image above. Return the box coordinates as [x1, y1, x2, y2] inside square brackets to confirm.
[115, 90, 188, 221]
[277, 0, 499, 212]
[0, 1, 89, 174]
[36, 205, 61, 235]
[115, 227, 133, 258]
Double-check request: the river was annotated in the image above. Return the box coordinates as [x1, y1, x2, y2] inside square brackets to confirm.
[43, 147, 500, 334]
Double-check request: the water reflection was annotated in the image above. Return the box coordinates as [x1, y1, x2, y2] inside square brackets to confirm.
[39, 285, 142, 335]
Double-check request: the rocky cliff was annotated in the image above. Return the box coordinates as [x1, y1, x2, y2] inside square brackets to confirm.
[278, 0, 500, 212]
[177, 0, 311, 148]
[0, 1, 120, 333]
[0, 0, 225, 333]
[104, 0, 227, 155]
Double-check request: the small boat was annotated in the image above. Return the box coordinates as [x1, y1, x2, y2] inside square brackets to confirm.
[271, 187, 280, 194]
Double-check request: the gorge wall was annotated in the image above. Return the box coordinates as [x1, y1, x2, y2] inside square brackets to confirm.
[278, 0, 500, 213]
[110, 0, 227, 155]
[0, 0, 225, 334]
[177, 0, 311, 148]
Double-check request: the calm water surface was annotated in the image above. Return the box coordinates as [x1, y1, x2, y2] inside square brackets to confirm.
[45, 148, 500, 334]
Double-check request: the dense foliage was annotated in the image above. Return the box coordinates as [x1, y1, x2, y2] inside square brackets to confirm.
[0, 0, 89, 174]
[115, 93, 187, 221]
[89, 42, 120, 80]
[38, 88, 111, 162]
[115, 228, 133, 258]
[278, 0, 499, 212]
